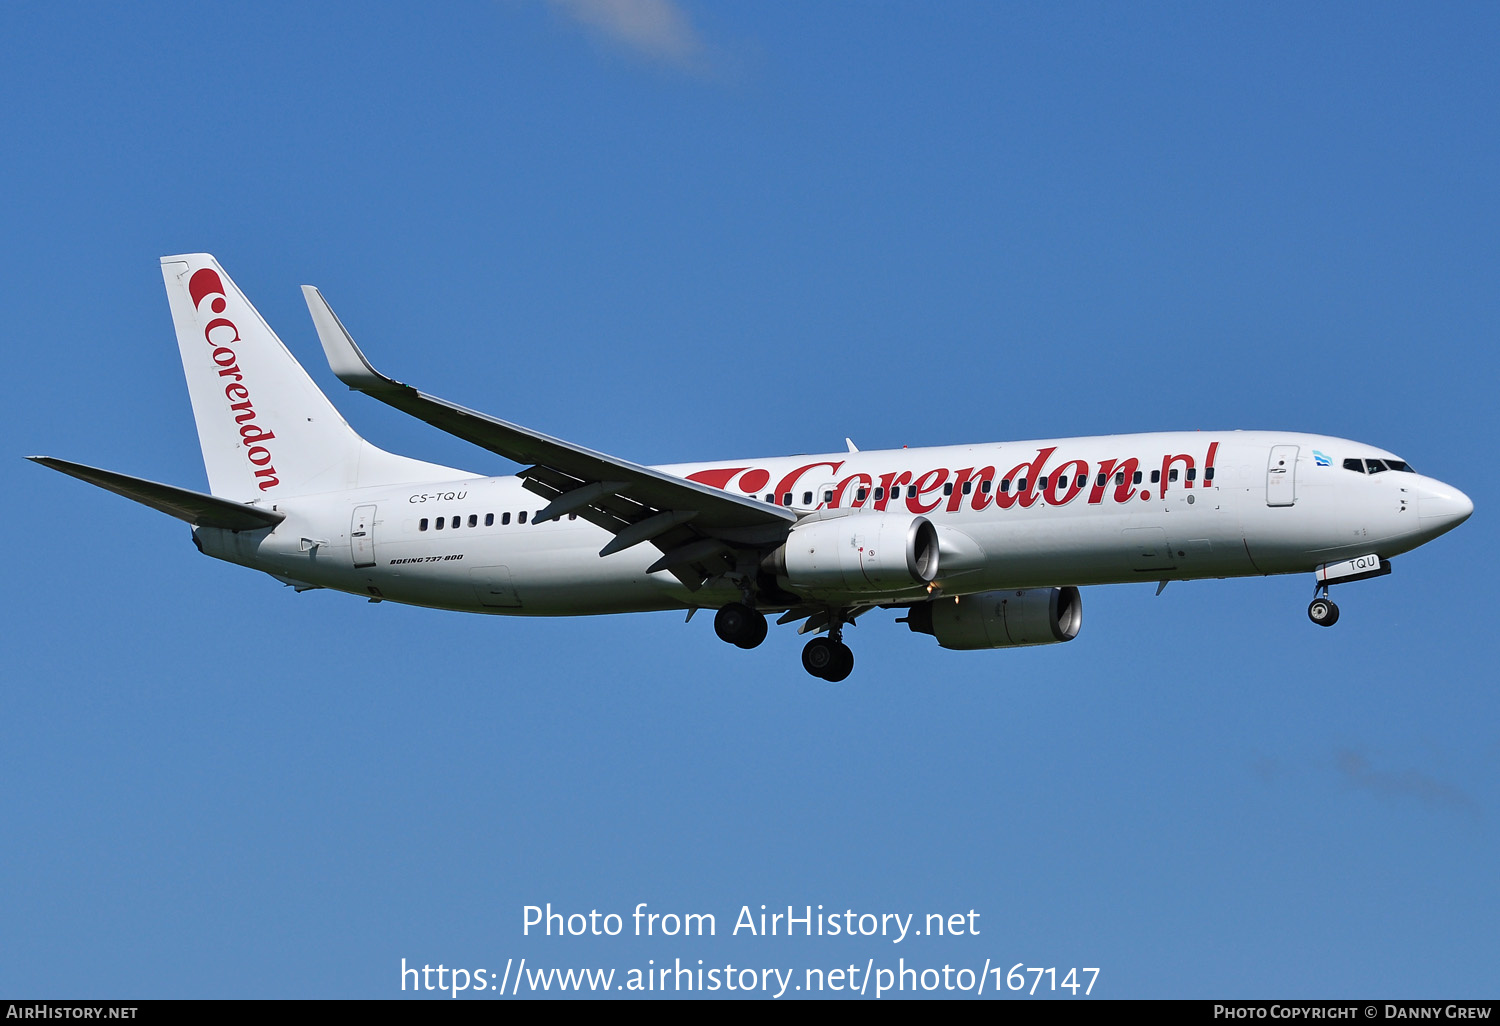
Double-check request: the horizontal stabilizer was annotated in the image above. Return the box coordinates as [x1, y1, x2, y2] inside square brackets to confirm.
[28, 457, 285, 531]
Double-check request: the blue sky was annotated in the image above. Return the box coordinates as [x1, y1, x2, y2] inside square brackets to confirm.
[3, 1, 1497, 999]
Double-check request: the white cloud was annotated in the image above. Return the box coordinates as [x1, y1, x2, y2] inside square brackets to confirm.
[548, 0, 707, 70]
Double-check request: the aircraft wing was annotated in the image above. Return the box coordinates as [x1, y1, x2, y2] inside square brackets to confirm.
[303, 287, 796, 588]
[28, 457, 286, 531]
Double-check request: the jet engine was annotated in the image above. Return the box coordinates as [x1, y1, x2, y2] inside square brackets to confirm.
[903, 587, 1082, 649]
[764, 514, 939, 593]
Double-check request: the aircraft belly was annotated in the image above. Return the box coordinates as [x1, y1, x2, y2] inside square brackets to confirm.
[393, 533, 678, 614]
[955, 490, 1254, 588]
[1239, 488, 1373, 574]
[957, 512, 1132, 588]
[1158, 485, 1255, 578]
[221, 517, 685, 616]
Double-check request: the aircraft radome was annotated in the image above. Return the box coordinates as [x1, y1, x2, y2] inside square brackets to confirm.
[31, 255, 1474, 681]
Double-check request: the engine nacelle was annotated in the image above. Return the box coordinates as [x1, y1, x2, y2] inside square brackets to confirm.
[904, 587, 1082, 650]
[765, 514, 939, 593]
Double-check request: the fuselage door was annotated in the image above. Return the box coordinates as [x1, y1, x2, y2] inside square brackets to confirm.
[1266, 445, 1299, 507]
[351, 504, 377, 568]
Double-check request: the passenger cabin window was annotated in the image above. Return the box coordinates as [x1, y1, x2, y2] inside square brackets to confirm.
[1096, 473, 1108, 487]
[419, 518, 429, 531]
[981, 480, 992, 494]
[485, 513, 494, 526]
[502, 512, 511, 525]
[943, 483, 953, 496]
[1115, 472, 1125, 486]
[1168, 469, 1178, 482]
[823, 490, 834, 503]
[1038, 476, 1049, 489]
[802, 491, 813, 506]
[452, 516, 461, 529]
[518, 511, 528, 524]
[1133, 471, 1143, 484]
[962, 481, 972, 495]
[781, 493, 793, 506]
[1186, 469, 1196, 482]
[1017, 477, 1028, 491]
[855, 487, 868, 502]
[468, 514, 478, 528]
[1150, 470, 1160, 483]
[874, 488, 884, 500]
[1205, 468, 1215, 481]
[764, 493, 774, 503]
[435, 518, 444, 530]
[1001, 479, 1011, 492]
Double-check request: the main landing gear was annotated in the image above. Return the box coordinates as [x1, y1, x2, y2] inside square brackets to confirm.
[801, 635, 854, 683]
[801, 610, 854, 682]
[1307, 584, 1340, 627]
[714, 602, 768, 649]
[712, 601, 855, 681]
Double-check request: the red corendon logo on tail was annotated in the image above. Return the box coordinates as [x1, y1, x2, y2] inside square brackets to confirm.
[188, 268, 280, 491]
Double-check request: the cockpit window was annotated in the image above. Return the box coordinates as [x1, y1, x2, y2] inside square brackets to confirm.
[1343, 456, 1416, 475]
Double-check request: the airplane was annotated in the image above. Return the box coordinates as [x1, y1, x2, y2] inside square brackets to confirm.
[30, 254, 1473, 681]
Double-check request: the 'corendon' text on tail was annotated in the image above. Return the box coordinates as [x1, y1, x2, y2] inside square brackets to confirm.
[189, 268, 279, 491]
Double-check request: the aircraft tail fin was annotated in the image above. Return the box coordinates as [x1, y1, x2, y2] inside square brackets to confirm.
[160, 254, 470, 500]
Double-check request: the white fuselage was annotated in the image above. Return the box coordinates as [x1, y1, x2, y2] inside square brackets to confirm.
[194, 430, 1471, 615]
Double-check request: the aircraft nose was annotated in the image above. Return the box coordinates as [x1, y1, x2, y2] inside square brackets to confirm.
[1417, 481, 1474, 534]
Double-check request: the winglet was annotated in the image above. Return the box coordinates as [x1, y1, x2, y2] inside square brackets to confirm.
[301, 285, 408, 396]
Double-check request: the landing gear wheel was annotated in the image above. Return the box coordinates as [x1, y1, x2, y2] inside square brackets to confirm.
[825, 643, 854, 682]
[802, 637, 854, 682]
[715, 602, 768, 649]
[1308, 597, 1340, 627]
[739, 611, 768, 649]
[801, 637, 835, 677]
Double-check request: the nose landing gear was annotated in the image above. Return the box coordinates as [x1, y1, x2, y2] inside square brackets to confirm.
[1307, 581, 1340, 627]
[1308, 595, 1340, 626]
[1307, 555, 1392, 626]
